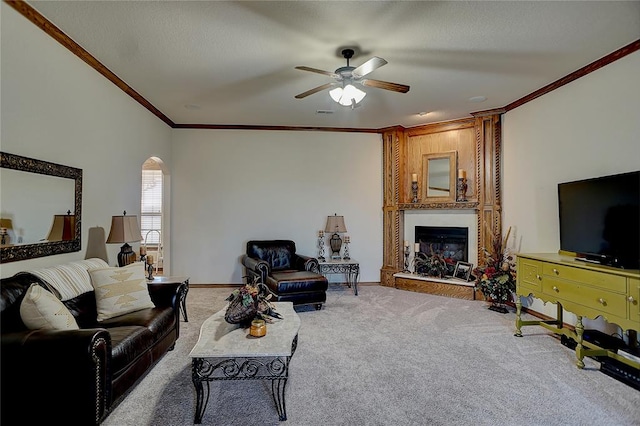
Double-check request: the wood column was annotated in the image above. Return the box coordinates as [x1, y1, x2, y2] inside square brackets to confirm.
[474, 113, 503, 255]
[380, 127, 405, 286]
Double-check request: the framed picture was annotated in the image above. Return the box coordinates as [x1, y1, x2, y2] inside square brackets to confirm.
[453, 261, 473, 281]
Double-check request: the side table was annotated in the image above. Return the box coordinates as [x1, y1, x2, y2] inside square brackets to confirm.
[318, 259, 360, 295]
[148, 276, 190, 322]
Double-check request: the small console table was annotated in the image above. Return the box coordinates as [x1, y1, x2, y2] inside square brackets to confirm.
[318, 259, 360, 295]
[515, 253, 639, 370]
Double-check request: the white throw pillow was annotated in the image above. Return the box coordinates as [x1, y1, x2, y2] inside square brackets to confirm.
[20, 283, 79, 330]
[89, 262, 155, 321]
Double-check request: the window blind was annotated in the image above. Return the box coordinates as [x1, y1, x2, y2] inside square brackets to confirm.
[141, 170, 162, 245]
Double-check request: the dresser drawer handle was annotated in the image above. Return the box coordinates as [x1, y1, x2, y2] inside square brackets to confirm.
[552, 286, 559, 292]
[536, 274, 542, 281]
[629, 296, 636, 303]
[598, 298, 606, 305]
[553, 268, 559, 275]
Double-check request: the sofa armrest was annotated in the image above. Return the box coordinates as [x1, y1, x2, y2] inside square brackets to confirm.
[1, 328, 111, 424]
[294, 254, 320, 273]
[147, 281, 187, 309]
[241, 255, 270, 283]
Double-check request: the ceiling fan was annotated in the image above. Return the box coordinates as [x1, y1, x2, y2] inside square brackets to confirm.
[295, 48, 410, 108]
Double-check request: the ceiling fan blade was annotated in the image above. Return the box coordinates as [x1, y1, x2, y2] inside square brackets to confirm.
[295, 66, 337, 78]
[295, 82, 337, 99]
[361, 79, 410, 93]
[352, 57, 387, 79]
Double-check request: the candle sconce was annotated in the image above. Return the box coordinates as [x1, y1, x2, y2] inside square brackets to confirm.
[146, 255, 155, 280]
[456, 178, 468, 202]
[343, 235, 351, 260]
[411, 181, 419, 203]
[317, 231, 326, 262]
[403, 245, 411, 273]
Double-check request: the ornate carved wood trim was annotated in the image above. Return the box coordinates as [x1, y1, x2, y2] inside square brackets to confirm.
[398, 202, 478, 210]
[383, 114, 502, 288]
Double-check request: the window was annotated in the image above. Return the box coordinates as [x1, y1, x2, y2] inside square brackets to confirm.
[141, 160, 162, 246]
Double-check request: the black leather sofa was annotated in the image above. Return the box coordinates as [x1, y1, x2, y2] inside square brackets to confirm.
[242, 240, 328, 310]
[0, 268, 185, 424]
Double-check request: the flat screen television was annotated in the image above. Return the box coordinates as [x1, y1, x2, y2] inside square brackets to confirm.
[558, 171, 639, 270]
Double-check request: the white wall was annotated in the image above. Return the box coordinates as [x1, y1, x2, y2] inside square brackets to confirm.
[169, 129, 383, 284]
[503, 51, 640, 328]
[1, 3, 172, 277]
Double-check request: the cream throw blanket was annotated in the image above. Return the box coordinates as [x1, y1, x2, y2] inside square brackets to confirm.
[28, 258, 109, 301]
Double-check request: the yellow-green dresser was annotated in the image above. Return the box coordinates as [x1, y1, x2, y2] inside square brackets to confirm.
[515, 253, 639, 370]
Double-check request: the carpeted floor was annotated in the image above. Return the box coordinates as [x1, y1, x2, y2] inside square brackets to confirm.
[102, 284, 640, 426]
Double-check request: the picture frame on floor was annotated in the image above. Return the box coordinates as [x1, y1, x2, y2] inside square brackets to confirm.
[453, 261, 472, 281]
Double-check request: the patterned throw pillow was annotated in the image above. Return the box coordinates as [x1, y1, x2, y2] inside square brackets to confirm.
[20, 283, 80, 330]
[89, 262, 155, 321]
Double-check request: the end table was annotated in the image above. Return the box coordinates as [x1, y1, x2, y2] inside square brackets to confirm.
[148, 276, 190, 321]
[318, 259, 360, 295]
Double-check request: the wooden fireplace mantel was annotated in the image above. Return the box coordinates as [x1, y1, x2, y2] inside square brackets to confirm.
[380, 115, 503, 291]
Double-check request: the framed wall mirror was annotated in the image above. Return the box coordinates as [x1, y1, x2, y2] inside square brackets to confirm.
[1, 152, 82, 263]
[422, 151, 456, 202]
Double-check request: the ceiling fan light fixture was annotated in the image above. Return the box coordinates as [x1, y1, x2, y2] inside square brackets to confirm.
[329, 84, 366, 107]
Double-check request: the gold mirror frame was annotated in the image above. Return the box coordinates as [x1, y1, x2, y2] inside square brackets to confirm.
[1, 152, 82, 263]
[422, 151, 457, 202]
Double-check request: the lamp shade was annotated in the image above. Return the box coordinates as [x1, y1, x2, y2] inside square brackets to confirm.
[47, 213, 75, 241]
[85, 226, 109, 263]
[0, 218, 13, 230]
[329, 84, 366, 107]
[325, 214, 347, 233]
[106, 214, 142, 244]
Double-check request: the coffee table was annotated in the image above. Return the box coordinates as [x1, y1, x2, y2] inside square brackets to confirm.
[189, 302, 300, 423]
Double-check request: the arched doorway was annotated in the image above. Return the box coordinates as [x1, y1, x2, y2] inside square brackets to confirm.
[141, 157, 170, 275]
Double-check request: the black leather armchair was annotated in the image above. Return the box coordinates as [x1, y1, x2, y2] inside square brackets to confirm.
[241, 240, 328, 310]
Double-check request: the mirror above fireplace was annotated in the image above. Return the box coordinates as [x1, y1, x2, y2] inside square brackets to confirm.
[422, 151, 456, 202]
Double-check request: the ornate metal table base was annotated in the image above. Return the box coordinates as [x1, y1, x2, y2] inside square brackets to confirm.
[318, 260, 360, 295]
[178, 279, 189, 322]
[192, 335, 298, 423]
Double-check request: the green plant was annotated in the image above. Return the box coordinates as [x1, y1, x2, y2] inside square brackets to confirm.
[413, 245, 449, 278]
[473, 226, 517, 304]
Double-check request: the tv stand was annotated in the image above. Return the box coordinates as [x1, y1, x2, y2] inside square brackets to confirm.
[514, 253, 639, 371]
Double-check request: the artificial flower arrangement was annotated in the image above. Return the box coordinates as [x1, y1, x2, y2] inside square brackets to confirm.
[224, 277, 282, 325]
[473, 226, 517, 312]
[413, 245, 450, 278]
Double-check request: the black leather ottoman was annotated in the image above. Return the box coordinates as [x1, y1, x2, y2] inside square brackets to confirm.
[266, 270, 328, 309]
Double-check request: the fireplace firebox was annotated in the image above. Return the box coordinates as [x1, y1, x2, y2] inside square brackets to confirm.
[415, 226, 468, 273]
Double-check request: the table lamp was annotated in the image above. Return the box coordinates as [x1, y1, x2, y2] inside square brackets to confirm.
[0, 218, 13, 245]
[325, 213, 347, 260]
[106, 211, 142, 267]
[46, 210, 75, 241]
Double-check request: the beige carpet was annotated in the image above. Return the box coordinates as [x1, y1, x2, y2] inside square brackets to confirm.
[102, 284, 640, 426]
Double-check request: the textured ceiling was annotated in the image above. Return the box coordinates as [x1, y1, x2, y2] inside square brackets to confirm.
[27, 1, 640, 129]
